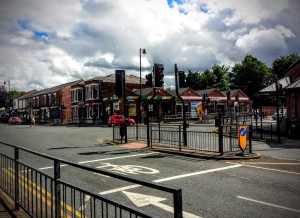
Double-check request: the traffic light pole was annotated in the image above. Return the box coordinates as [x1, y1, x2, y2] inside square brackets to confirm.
[275, 81, 281, 143]
[175, 64, 187, 146]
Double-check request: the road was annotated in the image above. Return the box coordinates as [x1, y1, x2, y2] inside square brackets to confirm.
[0, 123, 299, 217]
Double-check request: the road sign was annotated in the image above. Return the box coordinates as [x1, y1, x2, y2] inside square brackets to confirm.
[238, 125, 247, 151]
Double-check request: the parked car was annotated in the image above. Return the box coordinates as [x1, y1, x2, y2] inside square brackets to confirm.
[8, 117, 23, 125]
[107, 115, 136, 127]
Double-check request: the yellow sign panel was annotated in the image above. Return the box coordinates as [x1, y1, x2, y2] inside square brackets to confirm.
[238, 125, 247, 150]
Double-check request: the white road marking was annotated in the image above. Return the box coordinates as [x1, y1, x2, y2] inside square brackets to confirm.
[99, 164, 242, 195]
[226, 162, 300, 175]
[38, 152, 157, 170]
[95, 163, 159, 175]
[39, 164, 68, 170]
[237, 196, 300, 213]
[123, 191, 201, 218]
[78, 152, 158, 164]
[271, 157, 300, 162]
[100, 185, 141, 195]
[241, 162, 300, 165]
[153, 164, 242, 182]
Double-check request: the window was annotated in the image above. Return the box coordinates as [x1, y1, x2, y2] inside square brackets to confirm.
[79, 89, 83, 101]
[72, 106, 78, 119]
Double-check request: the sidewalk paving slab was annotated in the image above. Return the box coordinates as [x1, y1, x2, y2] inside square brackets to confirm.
[0, 189, 30, 218]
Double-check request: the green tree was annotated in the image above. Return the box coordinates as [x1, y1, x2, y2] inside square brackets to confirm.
[229, 55, 272, 98]
[185, 65, 230, 91]
[210, 65, 230, 90]
[272, 53, 299, 79]
[185, 70, 202, 90]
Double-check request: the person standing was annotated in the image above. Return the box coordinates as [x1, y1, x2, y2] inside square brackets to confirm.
[31, 115, 35, 127]
[92, 112, 96, 125]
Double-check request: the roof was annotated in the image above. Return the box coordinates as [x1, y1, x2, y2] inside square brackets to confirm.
[284, 58, 300, 77]
[133, 88, 153, 96]
[92, 74, 146, 84]
[286, 77, 300, 90]
[17, 90, 38, 100]
[32, 80, 83, 96]
[256, 77, 290, 95]
[196, 88, 218, 96]
[167, 88, 189, 96]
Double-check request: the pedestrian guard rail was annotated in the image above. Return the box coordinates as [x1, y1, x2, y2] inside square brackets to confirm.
[0, 141, 183, 218]
[113, 124, 254, 154]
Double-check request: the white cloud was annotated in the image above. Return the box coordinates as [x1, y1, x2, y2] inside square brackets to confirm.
[0, 0, 299, 91]
[235, 25, 295, 52]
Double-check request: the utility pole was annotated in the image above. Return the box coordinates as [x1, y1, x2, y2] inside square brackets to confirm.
[175, 64, 187, 146]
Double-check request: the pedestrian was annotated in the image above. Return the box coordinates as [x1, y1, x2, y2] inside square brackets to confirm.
[31, 115, 35, 127]
[92, 112, 96, 125]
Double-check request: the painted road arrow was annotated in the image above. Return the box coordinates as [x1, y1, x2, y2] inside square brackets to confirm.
[123, 191, 201, 218]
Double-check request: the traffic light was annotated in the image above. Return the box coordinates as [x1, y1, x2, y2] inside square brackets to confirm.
[145, 73, 153, 87]
[154, 63, 164, 87]
[235, 95, 239, 102]
[115, 70, 125, 97]
[227, 91, 231, 101]
[202, 94, 206, 102]
[277, 83, 283, 95]
[178, 71, 186, 88]
[207, 96, 211, 103]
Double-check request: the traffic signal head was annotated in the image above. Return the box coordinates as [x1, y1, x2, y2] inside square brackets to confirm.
[202, 94, 206, 102]
[227, 91, 231, 101]
[178, 71, 186, 88]
[277, 83, 283, 95]
[115, 70, 125, 97]
[145, 73, 153, 87]
[154, 63, 164, 87]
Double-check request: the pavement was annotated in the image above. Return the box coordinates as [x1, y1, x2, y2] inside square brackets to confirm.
[0, 190, 29, 218]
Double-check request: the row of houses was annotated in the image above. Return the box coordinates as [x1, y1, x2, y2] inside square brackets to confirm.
[8, 74, 251, 125]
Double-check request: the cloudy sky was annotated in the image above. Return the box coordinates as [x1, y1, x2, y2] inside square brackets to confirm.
[1, 0, 299, 91]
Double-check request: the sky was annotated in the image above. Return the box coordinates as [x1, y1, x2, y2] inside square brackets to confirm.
[0, 0, 299, 91]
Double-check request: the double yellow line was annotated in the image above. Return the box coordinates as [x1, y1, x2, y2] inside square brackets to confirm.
[2, 167, 86, 218]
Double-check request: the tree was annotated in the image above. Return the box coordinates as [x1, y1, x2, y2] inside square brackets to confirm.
[229, 55, 272, 98]
[210, 65, 230, 90]
[272, 53, 299, 79]
[185, 65, 230, 91]
[185, 70, 202, 90]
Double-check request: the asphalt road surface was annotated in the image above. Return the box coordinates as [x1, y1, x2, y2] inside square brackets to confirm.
[0, 124, 299, 218]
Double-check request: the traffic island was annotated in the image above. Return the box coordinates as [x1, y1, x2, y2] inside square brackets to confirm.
[109, 139, 261, 160]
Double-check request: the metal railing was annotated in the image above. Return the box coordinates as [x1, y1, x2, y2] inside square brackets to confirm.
[113, 124, 252, 154]
[0, 141, 183, 218]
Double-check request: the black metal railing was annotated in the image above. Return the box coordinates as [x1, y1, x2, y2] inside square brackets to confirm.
[0, 142, 183, 218]
[113, 124, 253, 154]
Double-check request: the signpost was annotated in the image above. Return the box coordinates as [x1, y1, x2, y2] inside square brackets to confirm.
[238, 125, 247, 154]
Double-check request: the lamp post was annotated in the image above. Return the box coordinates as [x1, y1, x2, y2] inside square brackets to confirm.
[4, 80, 10, 114]
[139, 48, 147, 124]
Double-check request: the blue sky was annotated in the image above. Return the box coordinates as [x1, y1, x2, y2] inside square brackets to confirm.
[0, 0, 299, 91]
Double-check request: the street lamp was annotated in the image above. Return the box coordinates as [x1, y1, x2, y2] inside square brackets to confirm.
[4, 80, 11, 114]
[139, 48, 147, 124]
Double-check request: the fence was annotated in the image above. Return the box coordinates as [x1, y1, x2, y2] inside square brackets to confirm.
[0, 141, 183, 218]
[113, 124, 252, 154]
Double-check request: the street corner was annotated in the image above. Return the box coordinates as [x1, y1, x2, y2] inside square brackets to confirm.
[120, 142, 148, 149]
[219, 152, 261, 160]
